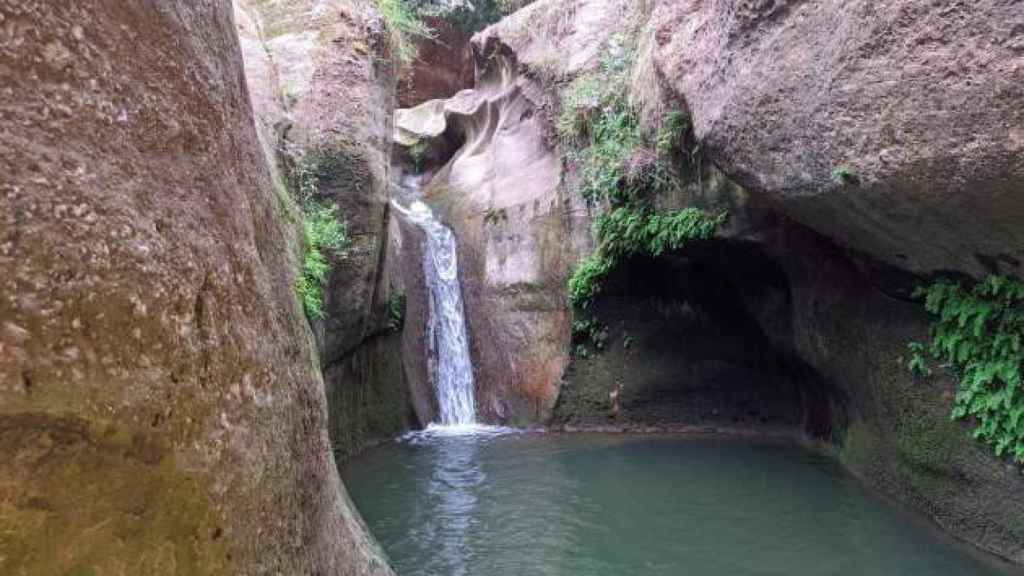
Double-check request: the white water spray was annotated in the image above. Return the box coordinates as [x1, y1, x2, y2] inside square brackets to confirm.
[393, 200, 478, 426]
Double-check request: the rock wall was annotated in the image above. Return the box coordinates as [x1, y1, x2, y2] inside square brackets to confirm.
[408, 0, 1024, 563]
[754, 221, 1024, 563]
[0, 1, 392, 574]
[235, 0, 418, 457]
[651, 0, 1024, 277]
[400, 53, 573, 424]
[398, 15, 475, 107]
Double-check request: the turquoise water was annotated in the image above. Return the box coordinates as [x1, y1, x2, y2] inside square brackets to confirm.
[343, 433, 1019, 576]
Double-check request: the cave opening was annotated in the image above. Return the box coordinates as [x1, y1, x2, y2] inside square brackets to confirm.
[555, 239, 845, 441]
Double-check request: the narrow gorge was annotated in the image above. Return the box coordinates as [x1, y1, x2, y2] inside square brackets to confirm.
[2, 0, 1023, 574]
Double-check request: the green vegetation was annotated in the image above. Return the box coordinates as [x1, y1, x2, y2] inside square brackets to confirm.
[377, 0, 535, 64]
[285, 148, 350, 320]
[411, 0, 535, 33]
[297, 202, 348, 320]
[622, 333, 635, 350]
[559, 31, 725, 343]
[387, 292, 407, 331]
[831, 164, 858, 185]
[568, 254, 615, 309]
[484, 207, 509, 226]
[572, 317, 609, 355]
[375, 0, 433, 65]
[908, 275, 1024, 462]
[596, 206, 725, 260]
[656, 110, 691, 157]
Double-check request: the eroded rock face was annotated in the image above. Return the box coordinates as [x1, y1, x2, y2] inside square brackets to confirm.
[236, 0, 417, 456]
[398, 15, 475, 107]
[234, 0, 288, 176]
[398, 55, 573, 423]
[0, 2, 392, 574]
[651, 0, 1024, 277]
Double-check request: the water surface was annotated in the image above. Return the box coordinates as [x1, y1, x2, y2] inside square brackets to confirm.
[344, 433, 1018, 576]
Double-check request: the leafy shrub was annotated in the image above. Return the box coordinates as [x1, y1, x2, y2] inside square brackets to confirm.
[597, 207, 724, 260]
[576, 105, 647, 205]
[557, 76, 605, 145]
[909, 275, 1024, 462]
[298, 203, 348, 319]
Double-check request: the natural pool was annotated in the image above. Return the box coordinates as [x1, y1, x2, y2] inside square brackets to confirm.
[343, 431, 1019, 576]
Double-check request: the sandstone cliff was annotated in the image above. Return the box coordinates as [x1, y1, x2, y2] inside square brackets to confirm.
[0, 1, 392, 574]
[235, 0, 416, 461]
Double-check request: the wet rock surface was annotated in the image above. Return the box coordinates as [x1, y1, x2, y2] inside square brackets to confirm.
[397, 52, 572, 424]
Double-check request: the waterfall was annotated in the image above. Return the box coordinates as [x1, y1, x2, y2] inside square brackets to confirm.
[394, 200, 478, 426]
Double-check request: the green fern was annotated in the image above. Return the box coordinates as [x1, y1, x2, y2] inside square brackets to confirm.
[910, 275, 1024, 462]
[568, 254, 615, 308]
[387, 292, 406, 331]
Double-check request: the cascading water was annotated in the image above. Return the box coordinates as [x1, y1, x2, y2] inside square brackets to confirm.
[393, 199, 478, 427]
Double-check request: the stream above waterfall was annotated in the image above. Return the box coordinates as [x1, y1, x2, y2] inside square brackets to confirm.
[343, 433, 1018, 576]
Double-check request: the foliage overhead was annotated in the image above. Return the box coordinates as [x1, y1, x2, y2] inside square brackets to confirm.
[409, 0, 536, 33]
[560, 31, 725, 346]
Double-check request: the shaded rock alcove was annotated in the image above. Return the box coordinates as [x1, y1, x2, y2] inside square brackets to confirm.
[553, 239, 841, 441]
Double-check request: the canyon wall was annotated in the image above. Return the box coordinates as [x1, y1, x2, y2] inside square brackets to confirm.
[0, 1, 392, 574]
[236, 0, 417, 459]
[400, 0, 1024, 563]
